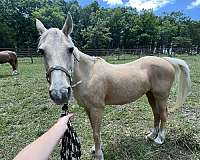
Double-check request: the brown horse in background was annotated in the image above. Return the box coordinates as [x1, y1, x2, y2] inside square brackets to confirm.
[0, 51, 18, 75]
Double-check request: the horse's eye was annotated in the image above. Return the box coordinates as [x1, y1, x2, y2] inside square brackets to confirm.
[68, 47, 74, 54]
[37, 48, 45, 55]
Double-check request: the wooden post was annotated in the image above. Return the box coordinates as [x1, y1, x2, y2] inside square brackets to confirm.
[116, 48, 120, 60]
[29, 48, 33, 63]
[196, 46, 198, 55]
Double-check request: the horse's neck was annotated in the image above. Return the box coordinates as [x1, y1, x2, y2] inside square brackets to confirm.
[72, 48, 95, 83]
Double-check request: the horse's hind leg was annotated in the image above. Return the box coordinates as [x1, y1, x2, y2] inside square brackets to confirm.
[146, 91, 160, 141]
[154, 98, 168, 145]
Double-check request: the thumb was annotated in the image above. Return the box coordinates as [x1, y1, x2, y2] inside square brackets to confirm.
[66, 113, 74, 121]
[58, 113, 75, 129]
[63, 113, 74, 123]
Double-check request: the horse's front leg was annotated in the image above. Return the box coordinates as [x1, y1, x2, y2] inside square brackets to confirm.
[9, 61, 18, 75]
[87, 106, 104, 160]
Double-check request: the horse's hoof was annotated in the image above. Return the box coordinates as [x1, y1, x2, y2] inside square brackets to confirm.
[90, 144, 104, 155]
[12, 70, 18, 75]
[90, 145, 95, 155]
[94, 152, 104, 160]
[146, 133, 157, 141]
[94, 157, 104, 160]
[90, 145, 104, 160]
[153, 136, 165, 145]
[146, 129, 158, 141]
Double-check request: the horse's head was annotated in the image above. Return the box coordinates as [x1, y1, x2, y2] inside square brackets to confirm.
[36, 13, 75, 105]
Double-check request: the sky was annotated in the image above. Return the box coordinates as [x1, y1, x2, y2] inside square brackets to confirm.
[76, 0, 200, 20]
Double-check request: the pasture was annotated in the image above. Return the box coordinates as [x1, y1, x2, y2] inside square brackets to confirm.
[0, 55, 200, 160]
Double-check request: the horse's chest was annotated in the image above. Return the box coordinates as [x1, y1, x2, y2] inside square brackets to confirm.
[73, 86, 91, 106]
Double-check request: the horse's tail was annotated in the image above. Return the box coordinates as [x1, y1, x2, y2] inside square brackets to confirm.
[163, 57, 191, 107]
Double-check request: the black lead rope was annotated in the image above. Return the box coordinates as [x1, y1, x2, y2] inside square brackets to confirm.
[60, 103, 81, 160]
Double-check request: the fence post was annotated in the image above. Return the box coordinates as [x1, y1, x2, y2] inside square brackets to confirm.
[29, 48, 33, 63]
[116, 48, 120, 60]
[139, 49, 142, 58]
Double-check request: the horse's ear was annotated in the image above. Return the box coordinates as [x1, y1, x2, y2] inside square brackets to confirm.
[36, 19, 47, 35]
[62, 13, 73, 36]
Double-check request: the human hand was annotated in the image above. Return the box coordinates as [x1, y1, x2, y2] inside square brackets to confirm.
[58, 113, 74, 130]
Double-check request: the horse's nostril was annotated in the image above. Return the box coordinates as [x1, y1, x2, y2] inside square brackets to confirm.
[49, 88, 70, 105]
[49, 90, 54, 99]
[60, 88, 68, 93]
[49, 89, 61, 100]
[60, 87, 71, 99]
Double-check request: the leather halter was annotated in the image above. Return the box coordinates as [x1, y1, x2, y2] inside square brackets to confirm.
[46, 66, 72, 84]
[45, 51, 80, 86]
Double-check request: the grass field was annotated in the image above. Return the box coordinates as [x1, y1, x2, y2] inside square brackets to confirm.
[0, 55, 200, 160]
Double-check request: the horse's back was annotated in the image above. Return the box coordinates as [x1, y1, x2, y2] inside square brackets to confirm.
[101, 56, 175, 80]
[93, 56, 176, 105]
[0, 50, 16, 63]
[0, 50, 16, 56]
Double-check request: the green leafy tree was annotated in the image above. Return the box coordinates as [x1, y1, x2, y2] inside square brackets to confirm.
[189, 21, 200, 46]
[0, 0, 199, 52]
[137, 10, 160, 47]
[81, 9, 111, 49]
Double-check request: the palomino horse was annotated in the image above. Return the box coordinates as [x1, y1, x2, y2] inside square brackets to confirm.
[0, 51, 18, 75]
[36, 14, 191, 160]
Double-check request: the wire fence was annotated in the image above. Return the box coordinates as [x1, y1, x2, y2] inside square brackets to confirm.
[0, 47, 199, 63]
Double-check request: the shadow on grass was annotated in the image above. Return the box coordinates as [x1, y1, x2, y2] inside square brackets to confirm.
[104, 133, 199, 160]
[0, 74, 12, 78]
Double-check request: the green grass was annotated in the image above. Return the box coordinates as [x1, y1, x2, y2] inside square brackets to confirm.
[0, 55, 200, 160]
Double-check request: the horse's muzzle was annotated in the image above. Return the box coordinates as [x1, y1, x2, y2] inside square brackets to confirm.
[49, 87, 71, 105]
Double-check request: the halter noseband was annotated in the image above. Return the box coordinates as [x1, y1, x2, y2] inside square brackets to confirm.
[46, 66, 72, 84]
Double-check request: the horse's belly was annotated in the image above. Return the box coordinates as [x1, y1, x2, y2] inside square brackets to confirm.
[105, 93, 143, 105]
[105, 84, 149, 105]
[0, 55, 9, 63]
[0, 60, 9, 64]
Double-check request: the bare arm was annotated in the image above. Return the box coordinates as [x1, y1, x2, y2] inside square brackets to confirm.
[13, 114, 74, 160]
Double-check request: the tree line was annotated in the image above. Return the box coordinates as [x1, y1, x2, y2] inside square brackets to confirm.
[0, 0, 200, 52]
